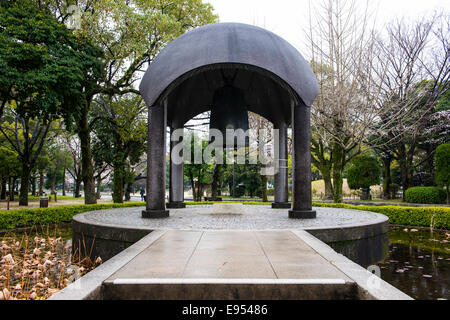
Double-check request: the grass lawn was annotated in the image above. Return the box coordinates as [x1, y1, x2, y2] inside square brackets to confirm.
[28, 195, 84, 200]
[312, 179, 382, 195]
[0, 197, 114, 211]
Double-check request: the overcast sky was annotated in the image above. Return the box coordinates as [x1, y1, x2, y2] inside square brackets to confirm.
[206, 0, 449, 51]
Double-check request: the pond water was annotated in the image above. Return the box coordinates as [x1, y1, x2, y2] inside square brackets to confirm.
[2, 224, 448, 300]
[376, 227, 449, 300]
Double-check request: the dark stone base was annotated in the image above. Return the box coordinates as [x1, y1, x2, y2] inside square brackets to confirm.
[205, 197, 223, 201]
[72, 220, 151, 262]
[166, 202, 186, 209]
[142, 210, 170, 219]
[289, 210, 316, 219]
[272, 202, 292, 209]
[102, 281, 359, 300]
[327, 233, 389, 268]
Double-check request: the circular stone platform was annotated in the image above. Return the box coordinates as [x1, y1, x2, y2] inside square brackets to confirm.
[75, 205, 387, 232]
[72, 205, 389, 265]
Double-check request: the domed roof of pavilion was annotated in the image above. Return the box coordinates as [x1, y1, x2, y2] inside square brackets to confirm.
[139, 23, 319, 125]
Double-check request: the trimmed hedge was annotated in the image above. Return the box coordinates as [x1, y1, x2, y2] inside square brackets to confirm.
[312, 202, 450, 230]
[0, 202, 144, 231]
[405, 187, 446, 204]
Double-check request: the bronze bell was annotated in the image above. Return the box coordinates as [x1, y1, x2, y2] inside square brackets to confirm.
[209, 85, 249, 148]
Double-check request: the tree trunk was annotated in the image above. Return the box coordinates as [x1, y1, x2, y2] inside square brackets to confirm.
[39, 171, 44, 196]
[400, 158, 410, 202]
[332, 170, 343, 203]
[211, 164, 222, 200]
[9, 177, 15, 201]
[19, 165, 31, 206]
[197, 184, 204, 202]
[62, 168, 66, 196]
[124, 182, 132, 202]
[112, 152, 125, 203]
[0, 178, 6, 200]
[78, 102, 97, 204]
[382, 157, 392, 200]
[260, 171, 268, 202]
[31, 176, 37, 197]
[398, 144, 415, 202]
[74, 178, 81, 198]
[321, 167, 334, 200]
[189, 172, 196, 201]
[96, 176, 102, 199]
[196, 169, 203, 202]
[332, 143, 344, 203]
[50, 171, 56, 195]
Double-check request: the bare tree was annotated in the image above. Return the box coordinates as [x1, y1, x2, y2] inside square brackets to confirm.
[369, 14, 450, 200]
[306, 0, 384, 202]
[0, 109, 55, 205]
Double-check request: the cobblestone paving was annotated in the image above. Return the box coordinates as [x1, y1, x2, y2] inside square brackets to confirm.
[77, 205, 386, 231]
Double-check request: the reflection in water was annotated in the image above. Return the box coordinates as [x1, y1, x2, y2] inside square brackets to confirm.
[377, 228, 449, 300]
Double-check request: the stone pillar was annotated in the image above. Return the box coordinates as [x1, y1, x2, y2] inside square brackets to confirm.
[142, 100, 169, 218]
[167, 118, 186, 209]
[289, 101, 316, 219]
[272, 121, 290, 209]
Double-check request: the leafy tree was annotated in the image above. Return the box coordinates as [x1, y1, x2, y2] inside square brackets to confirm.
[46, 145, 73, 194]
[415, 88, 450, 186]
[307, 1, 384, 203]
[369, 16, 449, 201]
[0, 146, 20, 200]
[238, 165, 262, 198]
[184, 132, 213, 201]
[91, 95, 146, 203]
[435, 144, 450, 204]
[34, 0, 218, 205]
[0, 3, 103, 205]
[347, 155, 381, 200]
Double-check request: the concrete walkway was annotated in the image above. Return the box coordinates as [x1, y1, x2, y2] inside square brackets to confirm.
[106, 230, 351, 280]
[103, 230, 356, 299]
[51, 229, 412, 300]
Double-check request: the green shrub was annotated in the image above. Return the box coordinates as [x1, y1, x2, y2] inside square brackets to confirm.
[347, 155, 381, 190]
[435, 144, 450, 204]
[405, 187, 446, 204]
[0, 202, 144, 231]
[312, 202, 450, 230]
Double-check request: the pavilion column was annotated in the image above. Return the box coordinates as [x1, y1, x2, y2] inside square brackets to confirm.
[289, 101, 316, 219]
[142, 100, 169, 218]
[272, 121, 290, 209]
[167, 118, 186, 209]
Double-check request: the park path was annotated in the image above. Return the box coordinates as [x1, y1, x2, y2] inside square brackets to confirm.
[102, 230, 357, 299]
